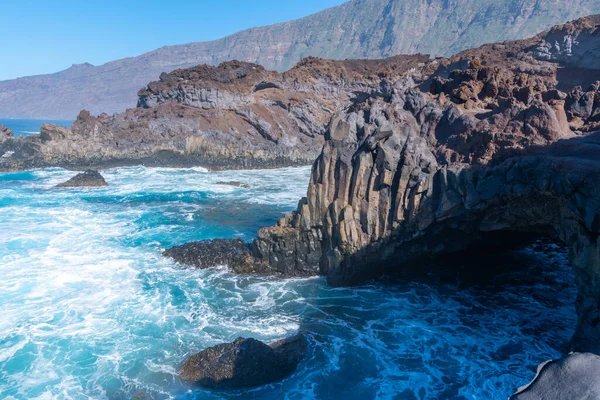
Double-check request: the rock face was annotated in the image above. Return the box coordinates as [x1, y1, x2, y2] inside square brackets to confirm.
[2, 0, 600, 119]
[510, 353, 600, 399]
[179, 334, 307, 389]
[197, 15, 600, 353]
[56, 170, 108, 188]
[0, 56, 430, 171]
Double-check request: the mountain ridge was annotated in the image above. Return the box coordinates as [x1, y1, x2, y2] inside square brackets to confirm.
[2, 0, 600, 119]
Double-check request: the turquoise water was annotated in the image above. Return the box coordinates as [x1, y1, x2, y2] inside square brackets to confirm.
[0, 119, 74, 137]
[0, 166, 577, 399]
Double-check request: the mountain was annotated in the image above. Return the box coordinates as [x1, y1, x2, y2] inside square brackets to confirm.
[2, 0, 600, 119]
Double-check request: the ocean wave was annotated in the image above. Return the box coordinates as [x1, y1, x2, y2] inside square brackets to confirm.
[0, 166, 577, 399]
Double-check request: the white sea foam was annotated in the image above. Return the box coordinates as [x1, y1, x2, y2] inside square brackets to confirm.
[0, 166, 578, 399]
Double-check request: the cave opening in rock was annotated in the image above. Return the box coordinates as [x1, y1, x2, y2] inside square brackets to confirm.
[380, 232, 579, 355]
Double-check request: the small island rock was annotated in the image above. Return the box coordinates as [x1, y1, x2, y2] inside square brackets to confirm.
[179, 334, 307, 389]
[56, 170, 108, 188]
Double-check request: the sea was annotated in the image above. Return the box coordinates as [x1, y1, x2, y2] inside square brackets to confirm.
[0, 120, 577, 399]
[0, 119, 74, 137]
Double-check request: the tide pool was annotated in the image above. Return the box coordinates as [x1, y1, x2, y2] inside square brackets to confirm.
[0, 166, 577, 399]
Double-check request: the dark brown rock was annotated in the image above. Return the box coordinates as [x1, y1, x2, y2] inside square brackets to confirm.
[55, 170, 108, 188]
[163, 239, 251, 270]
[179, 334, 307, 389]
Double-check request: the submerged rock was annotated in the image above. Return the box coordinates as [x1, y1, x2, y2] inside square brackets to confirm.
[510, 353, 600, 399]
[179, 334, 307, 389]
[216, 181, 250, 188]
[56, 170, 108, 188]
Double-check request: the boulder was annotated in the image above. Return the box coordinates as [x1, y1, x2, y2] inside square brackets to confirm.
[179, 333, 307, 389]
[56, 170, 108, 188]
[510, 353, 600, 399]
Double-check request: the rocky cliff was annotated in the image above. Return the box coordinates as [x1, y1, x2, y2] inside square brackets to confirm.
[167, 16, 600, 353]
[2, 0, 600, 119]
[0, 56, 430, 171]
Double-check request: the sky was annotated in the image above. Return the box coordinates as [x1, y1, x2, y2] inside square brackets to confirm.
[0, 0, 347, 81]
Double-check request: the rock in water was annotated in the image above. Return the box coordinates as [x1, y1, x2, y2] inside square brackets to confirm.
[216, 181, 250, 188]
[163, 239, 252, 269]
[510, 353, 600, 399]
[179, 334, 307, 389]
[56, 170, 108, 188]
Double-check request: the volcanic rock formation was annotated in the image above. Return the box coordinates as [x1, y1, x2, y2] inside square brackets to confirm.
[167, 16, 600, 354]
[55, 170, 108, 188]
[0, 56, 430, 171]
[179, 334, 307, 389]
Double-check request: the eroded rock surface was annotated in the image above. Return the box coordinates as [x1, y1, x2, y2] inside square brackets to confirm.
[220, 15, 600, 353]
[56, 170, 108, 188]
[511, 353, 600, 399]
[0, 56, 429, 171]
[0, 125, 13, 141]
[179, 334, 307, 389]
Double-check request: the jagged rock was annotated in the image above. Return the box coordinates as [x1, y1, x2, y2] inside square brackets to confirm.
[40, 124, 71, 142]
[0, 54, 429, 171]
[163, 238, 251, 270]
[163, 238, 287, 275]
[510, 353, 600, 399]
[0, 124, 13, 141]
[55, 170, 108, 188]
[229, 15, 600, 354]
[179, 334, 307, 389]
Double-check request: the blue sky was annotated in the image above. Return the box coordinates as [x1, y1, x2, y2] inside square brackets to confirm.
[0, 0, 347, 81]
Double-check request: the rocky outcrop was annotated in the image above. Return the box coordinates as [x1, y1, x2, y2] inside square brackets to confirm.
[0, 125, 13, 141]
[0, 56, 430, 171]
[55, 170, 108, 188]
[179, 334, 307, 389]
[191, 15, 600, 353]
[510, 353, 600, 399]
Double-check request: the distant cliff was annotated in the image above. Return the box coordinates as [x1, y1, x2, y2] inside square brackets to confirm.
[1, 0, 600, 119]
